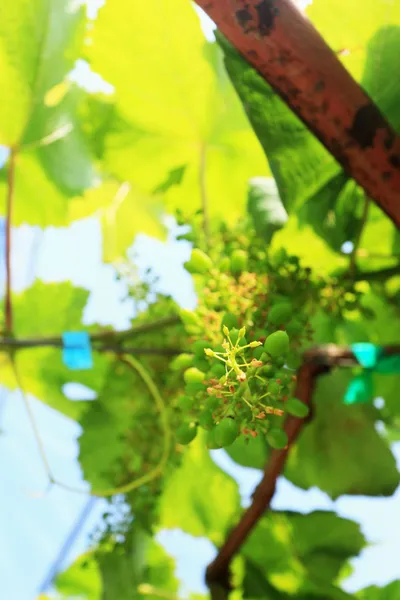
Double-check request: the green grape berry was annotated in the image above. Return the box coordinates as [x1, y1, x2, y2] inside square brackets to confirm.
[268, 381, 281, 395]
[210, 363, 226, 378]
[266, 428, 288, 449]
[176, 423, 197, 445]
[221, 312, 239, 331]
[286, 319, 303, 336]
[230, 249, 248, 273]
[253, 346, 265, 360]
[189, 248, 213, 274]
[180, 309, 200, 328]
[206, 428, 222, 449]
[285, 397, 309, 418]
[268, 303, 292, 325]
[192, 339, 211, 357]
[185, 382, 205, 395]
[178, 395, 194, 411]
[205, 398, 220, 413]
[264, 331, 290, 357]
[214, 418, 239, 447]
[198, 410, 214, 430]
[274, 357, 286, 368]
[170, 353, 193, 371]
[184, 367, 206, 384]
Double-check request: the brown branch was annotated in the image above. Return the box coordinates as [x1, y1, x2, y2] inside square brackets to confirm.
[5, 149, 17, 334]
[194, 0, 400, 227]
[0, 315, 181, 352]
[206, 361, 329, 592]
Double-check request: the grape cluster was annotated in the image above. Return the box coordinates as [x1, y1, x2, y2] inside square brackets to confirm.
[171, 216, 361, 450]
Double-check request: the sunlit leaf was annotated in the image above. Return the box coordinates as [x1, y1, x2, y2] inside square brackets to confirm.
[87, 1, 267, 223]
[158, 433, 240, 545]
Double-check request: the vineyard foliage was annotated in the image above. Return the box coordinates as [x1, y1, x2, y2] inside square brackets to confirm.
[1, 0, 400, 598]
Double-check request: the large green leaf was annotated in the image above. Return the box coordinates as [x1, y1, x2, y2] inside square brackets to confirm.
[1, 281, 109, 419]
[87, 1, 267, 223]
[69, 180, 166, 262]
[55, 550, 102, 600]
[285, 370, 399, 498]
[242, 510, 364, 599]
[99, 526, 179, 600]
[247, 177, 288, 243]
[358, 581, 400, 599]
[158, 433, 240, 545]
[0, 2, 100, 226]
[0, 0, 85, 145]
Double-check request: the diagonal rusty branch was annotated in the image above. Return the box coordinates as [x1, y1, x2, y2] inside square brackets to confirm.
[195, 0, 400, 227]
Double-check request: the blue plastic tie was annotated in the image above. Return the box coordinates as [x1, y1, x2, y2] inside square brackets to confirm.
[62, 331, 93, 370]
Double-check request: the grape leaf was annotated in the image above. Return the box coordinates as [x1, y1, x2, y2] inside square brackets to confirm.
[358, 581, 400, 599]
[0, 282, 109, 419]
[87, 0, 267, 223]
[55, 550, 101, 599]
[0, 0, 85, 145]
[158, 433, 240, 545]
[242, 510, 364, 599]
[99, 526, 179, 600]
[247, 177, 288, 243]
[285, 370, 399, 498]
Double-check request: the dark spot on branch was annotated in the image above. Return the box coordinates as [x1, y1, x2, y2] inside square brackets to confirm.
[382, 171, 392, 181]
[255, 0, 279, 36]
[348, 103, 392, 149]
[314, 80, 325, 92]
[236, 6, 253, 31]
[389, 154, 400, 167]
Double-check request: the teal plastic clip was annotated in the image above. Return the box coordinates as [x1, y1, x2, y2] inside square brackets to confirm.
[344, 343, 400, 405]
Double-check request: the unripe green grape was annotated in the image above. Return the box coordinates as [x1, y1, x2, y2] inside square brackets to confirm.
[185, 382, 205, 395]
[205, 396, 220, 411]
[198, 410, 214, 430]
[176, 423, 197, 445]
[192, 340, 211, 357]
[206, 428, 222, 449]
[262, 364, 276, 377]
[214, 418, 239, 447]
[274, 357, 286, 368]
[285, 397, 309, 418]
[185, 248, 213, 274]
[184, 367, 206, 384]
[286, 319, 303, 336]
[266, 428, 288, 449]
[268, 303, 292, 325]
[268, 381, 281, 395]
[171, 353, 193, 371]
[230, 249, 248, 273]
[253, 346, 264, 360]
[219, 256, 230, 272]
[180, 309, 200, 328]
[193, 358, 210, 373]
[178, 395, 194, 411]
[264, 331, 290, 357]
[210, 363, 226, 378]
[221, 312, 239, 331]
